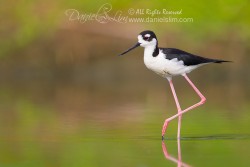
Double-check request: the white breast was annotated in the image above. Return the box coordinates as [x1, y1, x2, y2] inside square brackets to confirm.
[144, 49, 200, 78]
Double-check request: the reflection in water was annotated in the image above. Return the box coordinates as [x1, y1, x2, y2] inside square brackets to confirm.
[180, 134, 250, 141]
[162, 140, 191, 167]
[161, 134, 250, 166]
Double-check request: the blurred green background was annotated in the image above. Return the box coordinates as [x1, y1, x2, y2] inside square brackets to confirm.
[0, 0, 250, 166]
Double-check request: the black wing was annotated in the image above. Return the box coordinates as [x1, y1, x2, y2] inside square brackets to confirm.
[161, 48, 229, 66]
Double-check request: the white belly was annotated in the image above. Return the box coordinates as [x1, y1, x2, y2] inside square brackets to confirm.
[144, 50, 199, 78]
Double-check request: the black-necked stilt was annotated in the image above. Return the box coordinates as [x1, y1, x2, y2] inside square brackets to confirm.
[119, 30, 230, 140]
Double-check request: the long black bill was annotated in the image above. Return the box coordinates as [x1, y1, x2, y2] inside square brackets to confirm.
[119, 42, 141, 56]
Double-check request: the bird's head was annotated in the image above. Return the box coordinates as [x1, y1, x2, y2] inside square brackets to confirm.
[119, 30, 158, 56]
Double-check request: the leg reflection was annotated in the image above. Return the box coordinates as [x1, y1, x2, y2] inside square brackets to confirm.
[162, 139, 191, 167]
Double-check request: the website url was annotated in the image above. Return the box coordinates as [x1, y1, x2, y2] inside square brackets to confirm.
[128, 17, 193, 23]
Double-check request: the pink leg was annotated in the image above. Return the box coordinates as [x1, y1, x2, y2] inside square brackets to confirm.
[177, 138, 182, 167]
[169, 79, 182, 139]
[162, 74, 206, 138]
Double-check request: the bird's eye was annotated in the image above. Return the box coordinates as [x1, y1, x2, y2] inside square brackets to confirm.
[143, 36, 149, 41]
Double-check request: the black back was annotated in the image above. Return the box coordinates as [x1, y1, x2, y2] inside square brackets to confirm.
[161, 48, 228, 66]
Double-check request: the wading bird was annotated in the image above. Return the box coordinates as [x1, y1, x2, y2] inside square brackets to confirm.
[119, 30, 230, 139]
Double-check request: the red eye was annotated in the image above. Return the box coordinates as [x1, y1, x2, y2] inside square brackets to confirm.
[143, 36, 149, 40]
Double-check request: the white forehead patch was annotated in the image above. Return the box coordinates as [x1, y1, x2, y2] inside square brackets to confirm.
[145, 34, 150, 37]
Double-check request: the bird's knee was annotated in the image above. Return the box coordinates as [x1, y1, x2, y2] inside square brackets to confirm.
[200, 97, 206, 104]
[163, 119, 169, 127]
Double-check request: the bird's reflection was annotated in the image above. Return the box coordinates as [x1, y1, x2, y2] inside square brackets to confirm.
[162, 139, 191, 167]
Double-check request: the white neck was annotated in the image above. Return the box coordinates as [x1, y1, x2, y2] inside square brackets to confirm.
[144, 45, 157, 56]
